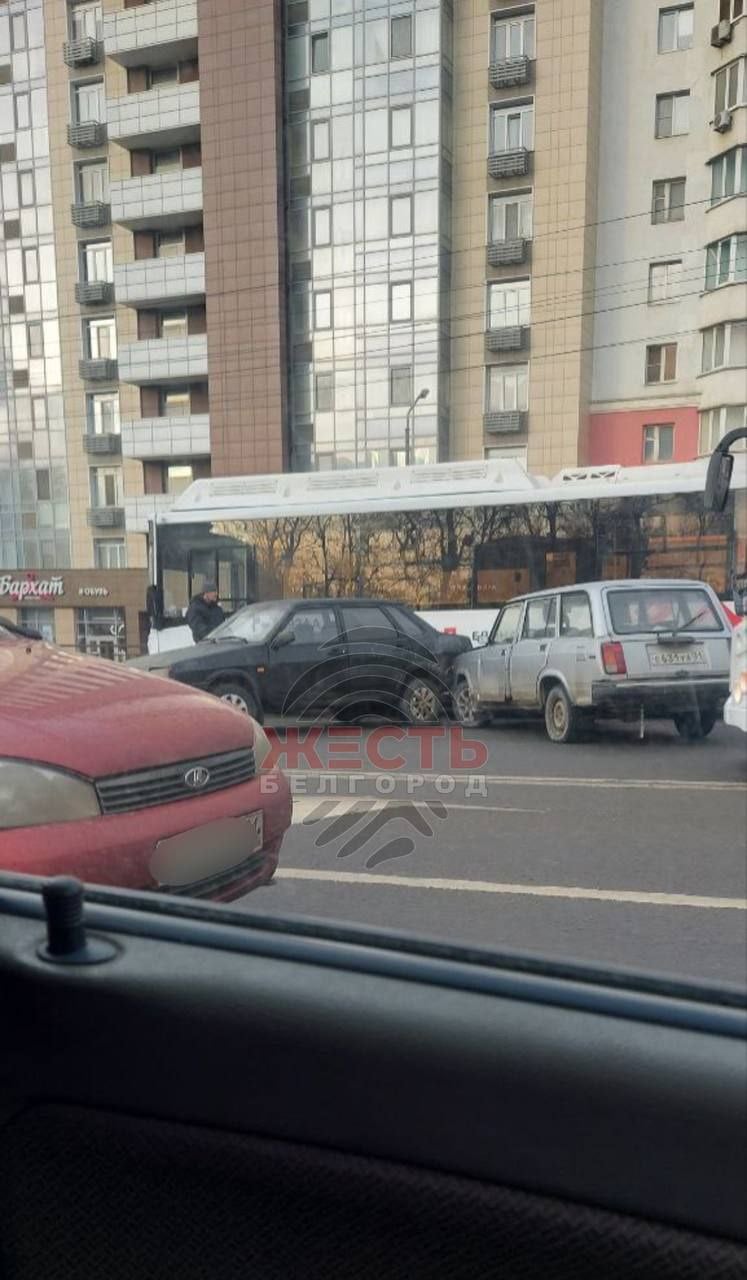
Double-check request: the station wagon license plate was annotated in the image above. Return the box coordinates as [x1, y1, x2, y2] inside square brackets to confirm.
[648, 647, 707, 668]
[150, 811, 264, 888]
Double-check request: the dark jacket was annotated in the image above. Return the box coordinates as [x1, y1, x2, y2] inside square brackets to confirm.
[186, 594, 225, 642]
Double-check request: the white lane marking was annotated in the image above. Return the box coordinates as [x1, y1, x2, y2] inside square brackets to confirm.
[275, 867, 747, 911]
[287, 769, 746, 793]
[291, 797, 544, 823]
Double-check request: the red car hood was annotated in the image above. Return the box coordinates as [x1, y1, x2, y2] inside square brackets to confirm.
[0, 641, 251, 779]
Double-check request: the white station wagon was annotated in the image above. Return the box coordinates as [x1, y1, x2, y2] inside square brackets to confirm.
[452, 579, 731, 743]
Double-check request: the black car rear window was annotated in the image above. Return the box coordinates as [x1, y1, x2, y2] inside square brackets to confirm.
[607, 588, 723, 635]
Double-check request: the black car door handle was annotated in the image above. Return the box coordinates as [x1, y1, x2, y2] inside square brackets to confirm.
[327, 645, 348, 657]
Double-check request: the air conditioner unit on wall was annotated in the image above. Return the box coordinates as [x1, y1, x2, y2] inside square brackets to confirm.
[713, 110, 734, 132]
[710, 19, 732, 46]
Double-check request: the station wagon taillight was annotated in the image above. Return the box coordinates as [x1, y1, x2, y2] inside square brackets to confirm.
[602, 641, 627, 675]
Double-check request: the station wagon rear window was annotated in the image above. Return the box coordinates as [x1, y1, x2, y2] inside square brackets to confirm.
[606, 588, 723, 635]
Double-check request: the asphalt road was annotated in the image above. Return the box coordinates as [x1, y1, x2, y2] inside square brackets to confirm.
[241, 717, 747, 989]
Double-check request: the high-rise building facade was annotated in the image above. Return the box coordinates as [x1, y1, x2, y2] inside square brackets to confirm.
[0, 0, 744, 651]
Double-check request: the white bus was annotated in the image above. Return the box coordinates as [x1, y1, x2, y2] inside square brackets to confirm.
[146, 456, 747, 653]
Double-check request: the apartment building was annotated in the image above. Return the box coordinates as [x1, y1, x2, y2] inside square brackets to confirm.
[590, 0, 746, 467]
[0, 0, 744, 653]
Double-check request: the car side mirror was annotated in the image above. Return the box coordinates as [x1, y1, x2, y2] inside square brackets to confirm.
[271, 629, 294, 650]
[705, 450, 733, 513]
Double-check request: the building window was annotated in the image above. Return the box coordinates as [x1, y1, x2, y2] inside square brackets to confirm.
[645, 343, 678, 383]
[23, 248, 39, 283]
[148, 65, 178, 89]
[73, 79, 104, 124]
[390, 366, 413, 407]
[651, 177, 685, 223]
[156, 230, 185, 258]
[70, 2, 102, 42]
[159, 310, 188, 338]
[719, 0, 745, 18]
[491, 102, 534, 152]
[76, 160, 108, 203]
[82, 240, 112, 283]
[31, 397, 47, 431]
[391, 15, 412, 59]
[714, 57, 746, 115]
[313, 207, 331, 247]
[94, 539, 127, 570]
[485, 445, 529, 464]
[11, 12, 26, 50]
[710, 147, 747, 204]
[648, 259, 682, 302]
[492, 13, 535, 60]
[152, 148, 181, 173]
[27, 322, 43, 358]
[486, 364, 529, 411]
[311, 31, 329, 74]
[390, 105, 412, 148]
[313, 291, 332, 330]
[489, 191, 533, 241]
[164, 464, 194, 495]
[19, 607, 55, 642]
[390, 281, 413, 322]
[390, 194, 412, 237]
[35, 468, 51, 500]
[160, 387, 190, 417]
[90, 466, 122, 508]
[311, 120, 330, 161]
[705, 234, 747, 289]
[655, 91, 689, 137]
[699, 404, 747, 453]
[657, 5, 693, 52]
[315, 372, 334, 411]
[86, 316, 116, 358]
[76, 607, 126, 662]
[88, 392, 120, 434]
[701, 321, 747, 372]
[643, 424, 674, 463]
[488, 280, 531, 328]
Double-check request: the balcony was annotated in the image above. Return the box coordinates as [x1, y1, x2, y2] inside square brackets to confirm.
[63, 36, 101, 68]
[71, 200, 110, 229]
[489, 56, 530, 89]
[121, 413, 210, 460]
[488, 148, 531, 179]
[82, 432, 122, 455]
[110, 166, 203, 231]
[125, 492, 176, 534]
[104, 0, 198, 67]
[75, 280, 114, 305]
[106, 82, 200, 149]
[118, 333, 208, 385]
[113, 253, 204, 308]
[79, 357, 118, 381]
[87, 506, 125, 529]
[487, 238, 529, 268]
[67, 121, 107, 149]
[484, 410, 525, 435]
[485, 326, 527, 353]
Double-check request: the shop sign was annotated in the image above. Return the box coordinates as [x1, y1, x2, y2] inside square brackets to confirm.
[0, 573, 64, 602]
[78, 587, 110, 598]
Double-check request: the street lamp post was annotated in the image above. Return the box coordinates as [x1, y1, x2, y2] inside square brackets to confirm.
[404, 387, 429, 466]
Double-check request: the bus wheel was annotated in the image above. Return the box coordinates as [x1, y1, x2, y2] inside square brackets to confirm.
[453, 679, 489, 729]
[401, 677, 443, 725]
[213, 682, 259, 718]
[674, 709, 717, 740]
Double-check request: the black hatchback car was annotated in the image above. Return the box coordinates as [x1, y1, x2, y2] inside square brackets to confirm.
[132, 598, 471, 723]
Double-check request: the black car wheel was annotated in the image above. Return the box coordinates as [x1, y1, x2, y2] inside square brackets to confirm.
[401, 676, 445, 725]
[544, 685, 582, 744]
[213, 682, 259, 718]
[674, 709, 718, 740]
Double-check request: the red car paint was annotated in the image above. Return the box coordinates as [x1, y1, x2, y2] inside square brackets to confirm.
[0, 636, 291, 900]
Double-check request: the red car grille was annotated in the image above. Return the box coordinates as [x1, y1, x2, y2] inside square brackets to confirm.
[95, 748, 256, 815]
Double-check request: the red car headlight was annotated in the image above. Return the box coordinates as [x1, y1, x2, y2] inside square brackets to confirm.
[0, 759, 101, 830]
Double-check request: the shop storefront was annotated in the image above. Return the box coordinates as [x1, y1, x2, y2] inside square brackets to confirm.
[0, 569, 149, 660]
